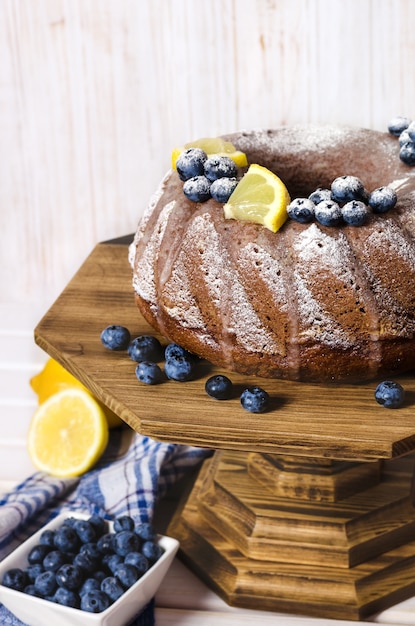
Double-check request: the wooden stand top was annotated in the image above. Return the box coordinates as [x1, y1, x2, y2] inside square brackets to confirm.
[34, 236, 415, 462]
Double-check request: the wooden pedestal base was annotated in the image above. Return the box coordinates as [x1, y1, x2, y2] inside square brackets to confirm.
[169, 450, 415, 621]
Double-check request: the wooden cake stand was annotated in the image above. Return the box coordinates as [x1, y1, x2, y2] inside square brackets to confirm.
[34, 236, 415, 621]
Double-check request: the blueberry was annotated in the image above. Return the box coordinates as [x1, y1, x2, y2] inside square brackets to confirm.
[400, 142, 415, 165]
[24, 584, 41, 597]
[399, 129, 411, 146]
[80, 542, 102, 561]
[54, 525, 80, 554]
[73, 519, 97, 543]
[374, 381, 405, 409]
[88, 515, 108, 536]
[210, 177, 238, 203]
[43, 549, 66, 573]
[73, 551, 98, 574]
[331, 175, 366, 203]
[113, 515, 135, 532]
[204, 155, 238, 181]
[205, 374, 233, 400]
[141, 540, 164, 564]
[240, 386, 270, 413]
[388, 116, 411, 136]
[135, 522, 156, 542]
[308, 188, 332, 204]
[39, 529, 55, 547]
[407, 121, 415, 141]
[105, 553, 124, 574]
[124, 552, 149, 575]
[314, 200, 342, 227]
[176, 148, 207, 181]
[56, 563, 84, 590]
[165, 355, 195, 381]
[114, 563, 140, 589]
[128, 335, 164, 363]
[34, 570, 58, 597]
[286, 198, 315, 223]
[341, 200, 370, 226]
[54, 586, 81, 608]
[80, 577, 101, 596]
[27, 543, 52, 565]
[164, 343, 194, 361]
[26, 563, 44, 582]
[368, 186, 397, 213]
[101, 576, 124, 602]
[100, 325, 131, 350]
[136, 361, 164, 385]
[97, 532, 115, 554]
[183, 175, 212, 202]
[93, 570, 107, 583]
[81, 589, 111, 613]
[2, 568, 28, 591]
[113, 530, 140, 557]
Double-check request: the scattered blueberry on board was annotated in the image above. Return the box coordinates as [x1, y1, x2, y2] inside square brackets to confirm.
[100, 325, 131, 350]
[1, 515, 164, 613]
[374, 380, 405, 409]
[128, 334, 164, 363]
[164, 354, 195, 382]
[240, 386, 270, 413]
[205, 375, 233, 400]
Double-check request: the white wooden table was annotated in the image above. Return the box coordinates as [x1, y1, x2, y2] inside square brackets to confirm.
[1, 302, 415, 626]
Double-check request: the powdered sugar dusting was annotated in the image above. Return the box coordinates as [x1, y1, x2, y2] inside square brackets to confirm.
[293, 224, 358, 347]
[294, 272, 353, 347]
[132, 199, 176, 309]
[129, 170, 172, 268]
[238, 242, 288, 308]
[367, 219, 415, 271]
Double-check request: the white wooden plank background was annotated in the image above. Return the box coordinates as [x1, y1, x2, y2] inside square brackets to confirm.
[2, 1, 415, 623]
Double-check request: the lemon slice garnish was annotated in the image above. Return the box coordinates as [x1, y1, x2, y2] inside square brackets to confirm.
[172, 137, 248, 169]
[27, 387, 109, 478]
[223, 164, 291, 233]
[30, 358, 123, 429]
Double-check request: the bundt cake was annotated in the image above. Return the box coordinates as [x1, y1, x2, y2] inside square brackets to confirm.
[129, 125, 415, 383]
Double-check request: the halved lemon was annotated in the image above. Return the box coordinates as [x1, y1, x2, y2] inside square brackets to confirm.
[27, 387, 109, 478]
[30, 358, 123, 429]
[172, 137, 248, 169]
[223, 163, 291, 233]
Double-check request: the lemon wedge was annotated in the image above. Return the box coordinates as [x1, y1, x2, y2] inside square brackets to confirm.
[27, 387, 109, 478]
[223, 164, 291, 233]
[172, 137, 248, 169]
[30, 358, 123, 429]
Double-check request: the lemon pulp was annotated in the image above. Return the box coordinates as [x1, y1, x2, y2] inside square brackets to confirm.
[223, 163, 291, 233]
[27, 387, 109, 478]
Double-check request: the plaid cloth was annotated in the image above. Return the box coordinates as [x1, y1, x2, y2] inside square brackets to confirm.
[0, 427, 212, 625]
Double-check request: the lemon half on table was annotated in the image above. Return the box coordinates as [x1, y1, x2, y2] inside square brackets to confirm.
[223, 163, 291, 233]
[27, 387, 109, 478]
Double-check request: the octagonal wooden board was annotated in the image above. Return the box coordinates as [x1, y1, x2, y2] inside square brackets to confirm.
[34, 235, 415, 462]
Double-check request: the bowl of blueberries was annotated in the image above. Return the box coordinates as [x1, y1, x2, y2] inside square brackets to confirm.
[0, 512, 179, 626]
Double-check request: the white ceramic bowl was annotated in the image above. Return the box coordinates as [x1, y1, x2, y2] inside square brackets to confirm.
[0, 512, 179, 626]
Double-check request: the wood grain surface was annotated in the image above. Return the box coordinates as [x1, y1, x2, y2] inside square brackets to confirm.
[34, 239, 415, 462]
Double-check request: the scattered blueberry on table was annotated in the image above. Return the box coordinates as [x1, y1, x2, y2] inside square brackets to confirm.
[374, 380, 405, 409]
[205, 375, 233, 400]
[240, 386, 270, 414]
[100, 325, 131, 350]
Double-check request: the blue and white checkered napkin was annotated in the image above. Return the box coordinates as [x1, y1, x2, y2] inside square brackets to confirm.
[0, 428, 212, 625]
